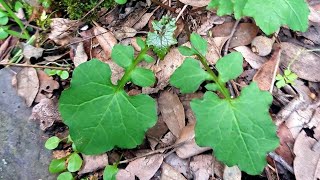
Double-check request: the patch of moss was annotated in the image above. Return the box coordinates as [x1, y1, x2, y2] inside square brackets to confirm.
[57, 0, 115, 20]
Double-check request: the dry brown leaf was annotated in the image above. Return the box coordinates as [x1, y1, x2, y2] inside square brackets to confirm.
[190, 155, 213, 180]
[179, 0, 210, 7]
[223, 166, 241, 180]
[125, 154, 164, 180]
[309, 6, 320, 23]
[147, 115, 169, 150]
[164, 153, 189, 178]
[158, 91, 185, 138]
[93, 26, 117, 59]
[301, 24, 320, 45]
[53, 150, 71, 159]
[251, 36, 274, 56]
[116, 169, 135, 180]
[175, 124, 211, 159]
[281, 42, 320, 82]
[197, 15, 227, 35]
[293, 125, 320, 180]
[29, 98, 62, 130]
[34, 70, 59, 103]
[113, 27, 137, 41]
[142, 47, 185, 94]
[48, 18, 76, 46]
[73, 42, 88, 67]
[253, 48, 281, 91]
[180, 93, 203, 125]
[78, 154, 108, 175]
[234, 46, 267, 69]
[206, 37, 228, 65]
[14, 67, 39, 107]
[21, 43, 43, 60]
[133, 12, 154, 30]
[161, 163, 187, 180]
[211, 22, 259, 48]
[160, 132, 176, 147]
[275, 123, 294, 165]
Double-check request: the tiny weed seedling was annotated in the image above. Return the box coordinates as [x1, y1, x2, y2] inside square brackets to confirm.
[170, 33, 279, 175]
[207, 0, 309, 35]
[275, 69, 298, 88]
[45, 68, 69, 80]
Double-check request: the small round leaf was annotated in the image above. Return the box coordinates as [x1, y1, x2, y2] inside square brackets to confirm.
[49, 158, 66, 174]
[0, 28, 8, 40]
[0, 16, 9, 26]
[67, 153, 83, 172]
[57, 172, 73, 180]
[59, 71, 69, 80]
[115, 0, 127, 4]
[45, 136, 61, 150]
[103, 165, 119, 180]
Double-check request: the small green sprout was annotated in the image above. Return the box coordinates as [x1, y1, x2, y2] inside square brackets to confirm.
[275, 69, 298, 88]
[44, 69, 69, 80]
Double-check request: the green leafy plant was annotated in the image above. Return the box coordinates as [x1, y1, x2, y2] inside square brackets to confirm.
[45, 136, 83, 179]
[45, 68, 69, 80]
[38, 0, 52, 8]
[207, 0, 309, 35]
[103, 164, 119, 180]
[170, 33, 279, 175]
[58, 39, 157, 155]
[275, 69, 298, 88]
[146, 15, 177, 59]
[0, 0, 30, 39]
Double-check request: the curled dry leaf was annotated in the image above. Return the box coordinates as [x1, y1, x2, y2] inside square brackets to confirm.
[147, 115, 169, 150]
[253, 47, 282, 91]
[21, 43, 44, 60]
[93, 25, 117, 59]
[205, 37, 228, 65]
[160, 131, 176, 147]
[190, 155, 213, 180]
[116, 169, 135, 180]
[29, 98, 62, 131]
[133, 13, 154, 30]
[48, 18, 76, 46]
[125, 154, 164, 180]
[78, 154, 108, 175]
[35, 70, 59, 103]
[13, 67, 39, 107]
[179, 0, 210, 7]
[294, 125, 320, 180]
[234, 46, 267, 69]
[211, 22, 259, 48]
[251, 36, 274, 56]
[113, 27, 137, 41]
[275, 123, 294, 165]
[180, 93, 203, 125]
[158, 91, 185, 138]
[175, 124, 211, 159]
[281, 42, 320, 82]
[73, 42, 88, 67]
[164, 153, 189, 178]
[161, 163, 187, 180]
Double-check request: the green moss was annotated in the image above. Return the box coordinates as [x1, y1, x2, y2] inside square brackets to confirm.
[57, 0, 115, 20]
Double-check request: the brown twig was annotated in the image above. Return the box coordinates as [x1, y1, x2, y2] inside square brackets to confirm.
[223, 19, 241, 56]
[0, 62, 70, 70]
[268, 152, 294, 174]
[175, 4, 188, 22]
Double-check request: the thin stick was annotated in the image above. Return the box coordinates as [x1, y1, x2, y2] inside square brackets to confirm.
[0, 62, 70, 70]
[118, 140, 188, 164]
[268, 152, 294, 174]
[269, 48, 282, 93]
[176, 5, 188, 22]
[223, 19, 241, 56]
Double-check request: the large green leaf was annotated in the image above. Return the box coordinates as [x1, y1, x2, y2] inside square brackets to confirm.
[59, 59, 157, 154]
[207, 0, 309, 35]
[216, 52, 243, 83]
[191, 83, 279, 175]
[170, 58, 211, 93]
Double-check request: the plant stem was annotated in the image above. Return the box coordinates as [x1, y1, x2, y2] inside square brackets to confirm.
[0, 0, 30, 39]
[0, 62, 70, 70]
[196, 52, 231, 100]
[116, 47, 150, 91]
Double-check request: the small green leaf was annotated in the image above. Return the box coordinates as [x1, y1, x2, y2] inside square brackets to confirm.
[103, 165, 119, 180]
[59, 71, 69, 80]
[59, 59, 157, 154]
[0, 28, 8, 40]
[111, 45, 134, 69]
[275, 74, 284, 81]
[205, 83, 218, 91]
[191, 83, 279, 175]
[131, 68, 155, 87]
[216, 52, 243, 83]
[286, 73, 298, 82]
[49, 158, 66, 174]
[170, 58, 211, 93]
[0, 16, 8, 26]
[284, 69, 291, 76]
[14, 1, 24, 12]
[67, 153, 83, 172]
[0, 11, 7, 18]
[276, 79, 286, 88]
[190, 33, 207, 56]
[44, 69, 57, 76]
[143, 54, 155, 63]
[45, 136, 61, 150]
[57, 172, 74, 180]
[136, 37, 146, 50]
[115, 0, 127, 4]
[178, 46, 195, 56]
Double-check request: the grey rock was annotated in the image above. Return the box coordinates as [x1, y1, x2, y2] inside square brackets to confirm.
[0, 68, 55, 180]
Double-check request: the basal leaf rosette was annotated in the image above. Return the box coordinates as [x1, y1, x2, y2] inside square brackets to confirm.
[191, 83, 279, 175]
[59, 59, 157, 155]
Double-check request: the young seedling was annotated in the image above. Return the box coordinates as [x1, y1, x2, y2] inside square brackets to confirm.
[170, 33, 279, 175]
[207, 0, 309, 35]
[45, 68, 69, 80]
[58, 39, 157, 155]
[275, 69, 298, 88]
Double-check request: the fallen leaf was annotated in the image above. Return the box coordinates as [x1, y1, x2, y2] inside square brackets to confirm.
[116, 169, 135, 180]
[158, 91, 185, 138]
[160, 132, 176, 147]
[125, 154, 164, 180]
[211, 22, 259, 48]
[113, 27, 137, 41]
[78, 154, 108, 175]
[0, 36, 11, 58]
[147, 115, 169, 150]
[275, 123, 294, 166]
[180, 93, 203, 125]
[133, 12, 154, 30]
[29, 98, 62, 130]
[206, 37, 228, 65]
[175, 124, 211, 159]
[251, 36, 274, 56]
[73, 42, 88, 67]
[21, 43, 44, 60]
[14, 67, 39, 107]
[35, 70, 59, 102]
[197, 15, 227, 35]
[190, 155, 213, 180]
[281, 42, 320, 82]
[309, 6, 320, 23]
[165, 153, 190, 178]
[53, 150, 71, 159]
[223, 166, 241, 180]
[293, 124, 320, 180]
[301, 24, 320, 45]
[161, 163, 187, 180]
[253, 47, 281, 91]
[48, 18, 76, 46]
[234, 46, 267, 69]
[179, 0, 210, 7]
[93, 25, 117, 59]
